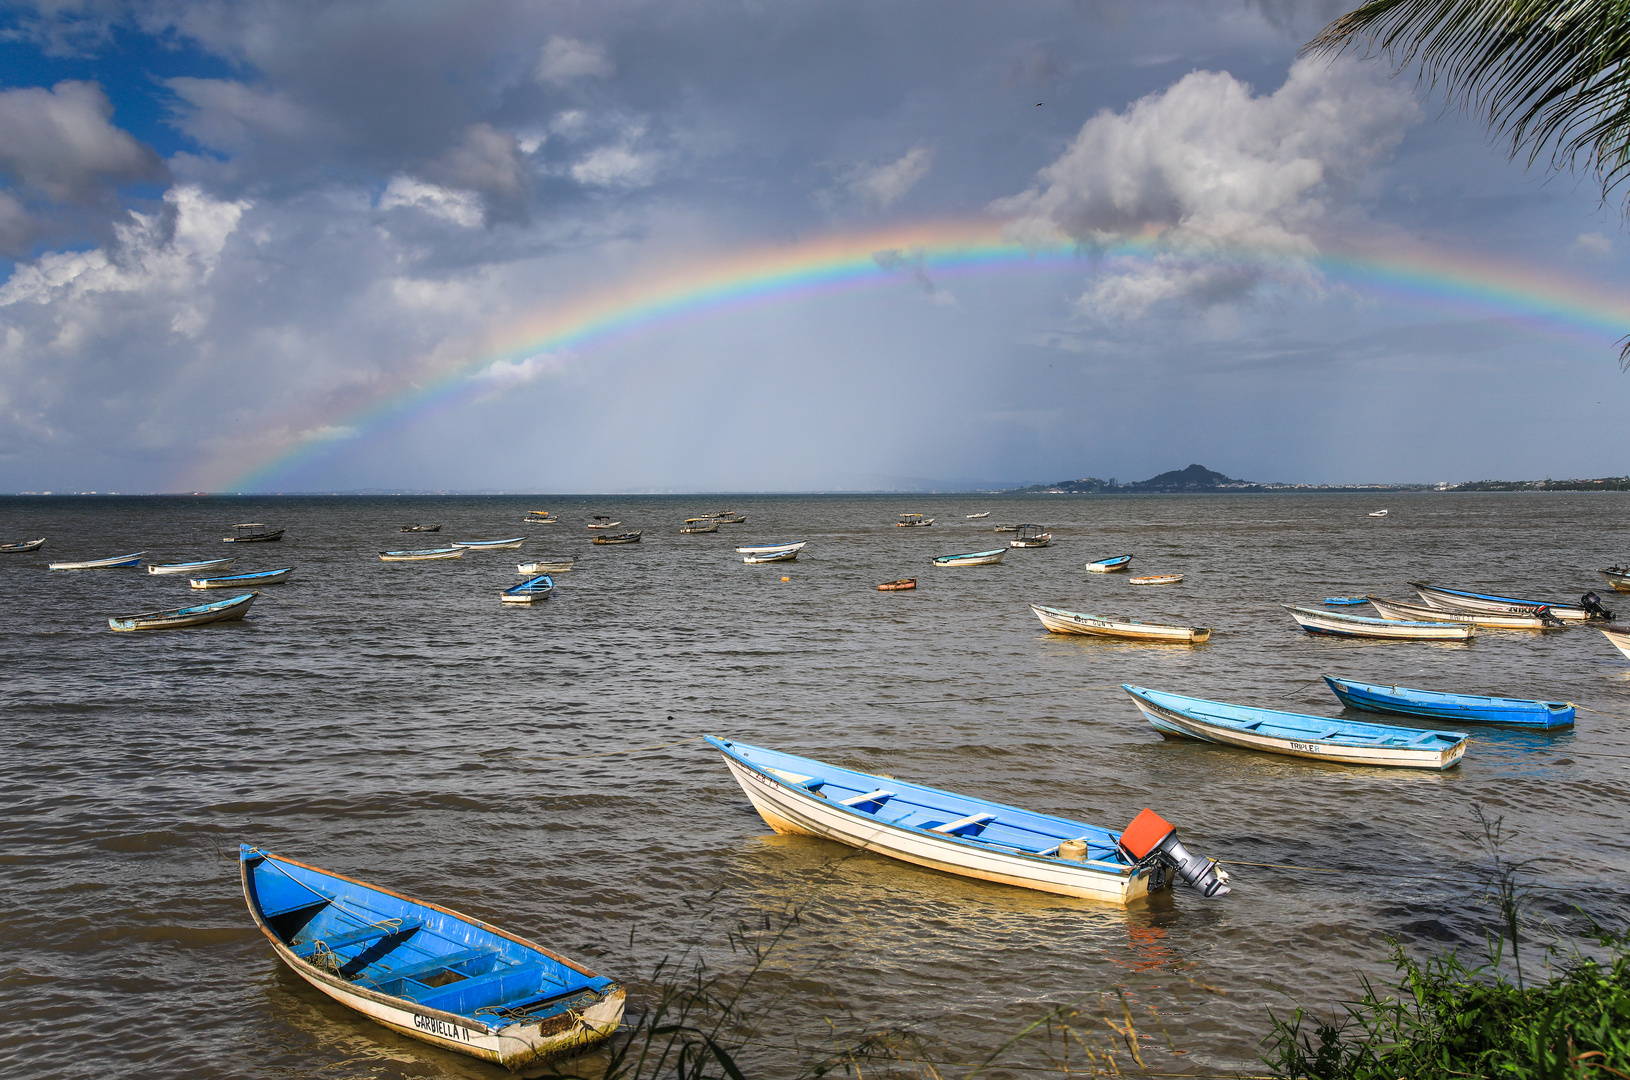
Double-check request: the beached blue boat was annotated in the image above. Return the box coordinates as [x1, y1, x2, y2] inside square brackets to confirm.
[191, 567, 294, 588]
[1323, 676, 1573, 728]
[1085, 554, 1132, 573]
[1122, 685, 1469, 769]
[502, 573, 554, 603]
[707, 738, 1228, 904]
[240, 846, 624, 1069]
[108, 592, 257, 631]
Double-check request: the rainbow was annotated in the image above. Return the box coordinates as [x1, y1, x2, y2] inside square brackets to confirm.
[217, 217, 1630, 491]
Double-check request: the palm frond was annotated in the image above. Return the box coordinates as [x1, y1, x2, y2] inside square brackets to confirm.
[1304, 0, 1630, 206]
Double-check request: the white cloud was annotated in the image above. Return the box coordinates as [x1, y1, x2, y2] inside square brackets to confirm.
[536, 36, 613, 84]
[994, 57, 1417, 316]
[473, 351, 570, 394]
[1570, 231, 1611, 257]
[570, 144, 657, 189]
[378, 176, 484, 227]
[848, 145, 934, 209]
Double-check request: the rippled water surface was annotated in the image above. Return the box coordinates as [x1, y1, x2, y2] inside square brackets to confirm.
[4, 492, 1628, 1078]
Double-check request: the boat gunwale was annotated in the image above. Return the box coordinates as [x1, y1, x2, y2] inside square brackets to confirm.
[1323, 675, 1573, 724]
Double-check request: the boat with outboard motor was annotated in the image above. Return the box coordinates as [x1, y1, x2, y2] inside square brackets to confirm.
[239, 846, 625, 1069]
[1031, 603, 1209, 643]
[49, 551, 144, 570]
[1285, 605, 1474, 641]
[1602, 624, 1630, 660]
[934, 549, 1006, 567]
[1600, 565, 1630, 593]
[224, 524, 284, 543]
[1122, 685, 1469, 769]
[706, 737, 1228, 904]
[502, 574, 554, 604]
[192, 567, 294, 588]
[1411, 581, 1613, 622]
[1008, 524, 1051, 548]
[109, 592, 257, 631]
[1368, 595, 1564, 629]
[743, 548, 797, 563]
[735, 540, 807, 555]
[1, 538, 44, 553]
[1323, 676, 1573, 728]
[1085, 555, 1132, 573]
[380, 547, 464, 562]
[148, 557, 236, 576]
[453, 537, 525, 550]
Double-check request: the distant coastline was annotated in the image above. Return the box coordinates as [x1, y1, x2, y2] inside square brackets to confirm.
[1009, 463, 1630, 494]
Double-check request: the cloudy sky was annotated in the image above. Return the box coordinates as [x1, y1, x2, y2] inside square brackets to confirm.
[1, 0, 1625, 493]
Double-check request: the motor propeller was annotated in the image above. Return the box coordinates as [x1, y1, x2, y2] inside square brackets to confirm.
[1118, 808, 1231, 898]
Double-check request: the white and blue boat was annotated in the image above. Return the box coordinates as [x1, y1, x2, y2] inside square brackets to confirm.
[48, 551, 144, 570]
[1085, 555, 1132, 573]
[933, 548, 1006, 567]
[1323, 676, 1574, 728]
[1323, 597, 1367, 605]
[1123, 685, 1469, 769]
[453, 537, 526, 550]
[1411, 581, 1612, 622]
[108, 592, 257, 631]
[735, 540, 807, 555]
[380, 547, 465, 562]
[149, 557, 236, 576]
[706, 737, 1229, 904]
[1285, 604, 1474, 641]
[502, 574, 554, 604]
[192, 567, 293, 588]
[240, 846, 624, 1070]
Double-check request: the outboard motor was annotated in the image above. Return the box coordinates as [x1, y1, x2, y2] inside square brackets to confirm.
[1118, 808, 1231, 898]
[1535, 605, 1567, 628]
[1581, 592, 1616, 622]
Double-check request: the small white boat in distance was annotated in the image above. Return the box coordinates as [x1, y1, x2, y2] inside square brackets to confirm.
[1008, 525, 1051, 548]
[587, 517, 620, 530]
[743, 548, 797, 564]
[502, 574, 554, 604]
[1031, 603, 1209, 643]
[896, 514, 934, 527]
[453, 537, 525, 550]
[49, 552, 144, 570]
[1, 538, 44, 553]
[109, 592, 257, 631]
[149, 558, 236, 576]
[966, 511, 991, 519]
[380, 547, 464, 562]
[1601, 624, 1630, 660]
[518, 559, 575, 573]
[1369, 509, 1389, 517]
[679, 518, 720, 534]
[1285, 604, 1474, 641]
[223, 524, 284, 542]
[1085, 555, 1132, 573]
[192, 568, 293, 588]
[735, 540, 807, 555]
[1129, 574, 1183, 585]
[934, 549, 1006, 567]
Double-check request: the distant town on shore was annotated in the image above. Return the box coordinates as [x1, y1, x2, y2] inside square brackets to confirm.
[1011, 463, 1630, 494]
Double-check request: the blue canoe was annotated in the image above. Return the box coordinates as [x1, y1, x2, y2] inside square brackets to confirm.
[191, 567, 294, 588]
[1324, 676, 1574, 728]
[1324, 597, 1367, 605]
[502, 573, 554, 603]
[240, 846, 624, 1069]
[1123, 685, 1469, 769]
[1086, 554, 1132, 572]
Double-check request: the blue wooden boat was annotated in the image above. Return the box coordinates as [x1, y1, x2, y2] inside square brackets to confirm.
[191, 567, 294, 588]
[1411, 581, 1612, 622]
[48, 551, 143, 570]
[453, 537, 526, 550]
[1323, 597, 1367, 605]
[380, 547, 464, 561]
[1122, 685, 1469, 769]
[1323, 676, 1574, 728]
[933, 548, 1006, 566]
[108, 592, 256, 631]
[502, 573, 554, 603]
[707, 738, 1229, 903]
[1085, 554, 1132, 573]
[240, 846, 624, 1069]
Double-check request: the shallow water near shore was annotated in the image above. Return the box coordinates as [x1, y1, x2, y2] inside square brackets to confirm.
[3, 491, 1628, 1078]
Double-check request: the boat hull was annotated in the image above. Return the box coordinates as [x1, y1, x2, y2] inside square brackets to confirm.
[1600, 567, 1630, 594]
[591, 532, 642, 545]
[1123, 686, 1467, 769]
[1085, 556, 1131, 572]
[192, 569, 294, 588]
[1411, 582, 1602, 622]
[877, 578, 916, 591]
[1602, 624, 1630, 660]
[453, 538, 525, 550]
[743, 549, 796, 563]
[1368, 596, 1560, 629]
[1286, 605, 1474, 640]
[1323, 676, 1573, 727]
[149, 558, 236, 575]
[223, 530, 284, 543]
[518, 561, 575, 573]
[49, 552, 144, 570]
[109, 592, 256, 631]
[735, 541, 807, 555]
[502, 574, 554, 603]
[1129, 574, 1182, 585]
[380, 548, 464, 561]
[710, 741, 1151, 905]
[1031, 603, 1208, 643]
[1, 539, 45, 553]
[934, 549, 1005, 567]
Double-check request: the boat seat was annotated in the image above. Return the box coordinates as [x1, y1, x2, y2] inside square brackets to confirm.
[929, 812, 996, 836]
[839, 789, 895, 809]
[408, 961, 549, 1015]
[1406, 730, 1447, 745]
[353, 947, 499, 989]
[293, 918, 423, 959]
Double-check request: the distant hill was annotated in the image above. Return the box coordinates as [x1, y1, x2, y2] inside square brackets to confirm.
[1122, 464, 1260, 492]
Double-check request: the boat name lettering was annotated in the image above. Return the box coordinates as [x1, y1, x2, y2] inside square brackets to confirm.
[1286, 741, 1320, 753]
[414, 1014, 470, 1041]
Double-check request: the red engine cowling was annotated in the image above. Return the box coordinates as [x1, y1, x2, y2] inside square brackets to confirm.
[1118, 809, 1230, 899]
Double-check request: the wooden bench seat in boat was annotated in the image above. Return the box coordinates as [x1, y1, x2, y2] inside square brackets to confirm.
[838, 789, 895, 809]
[293, 918, 422, 960]
[406, 961, 552, 1014]
[353, 946, 499, 990]
[929, 812, 996, 836]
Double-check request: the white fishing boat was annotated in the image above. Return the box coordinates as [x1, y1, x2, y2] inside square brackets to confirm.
[1601, 624, 1630, 660]
[108, 592, 257, 631]
[48, 552, 144, 570]
[148, 557, 236, 576]
[1031, 603, 1209, 643]
[380, 547, 465, 562]
[1129, 574, 1182, 585]
[1085, 555, 1132, 573]
[933, 549, 1006, 567]
[192, 568, 294, 588]
[743, 548, 797, 564]
[708, 737, 1229, 905]
[1369, 509, 1388, 517]
[966, 512, 991, 519]
[679, 518, 720, 534]
[1367, 596, 1564, 629]
[523, 510, 557, 524]
[587, 517, 621, 530]
[518, 559, 575, 574]
[735, 540, 807, 555]
[1410, 581, 1610, 622]
[453, 537, 525, 550]
[1008, 524, 1051, 548]
[896, 514, 934, 527]
[1285, 604, 1474, 641]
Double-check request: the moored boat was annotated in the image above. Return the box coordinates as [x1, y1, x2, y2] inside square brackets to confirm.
[48, 551, 144, 570]
[1031, 603, 1209, 644]
[1599, 565, 1630, 593]
[933, 548, 1006, 567]
[993, 523, 1021, 533]
[966, 511, 991, 519]
[1324, 597, 1367, 605]
[743, 548, 797, 563]
[1008, 524, 1052, 548]
[109, 592, 257, 631]
[523, 511, 557, 524]
[1, 538, 44, 553]
[896, 514, 934, 527]
[591, 531, 642, 545]
[1411, 581, 1613, 622]
[1122, 685, 1468, 769]
[877, 578, 917, 591]
[586, 517, 620, 530]
[401, 524, 442, 532]
[1323, 676, 1573, 728]
[1285, 604, 1474, 641]
[1368, 595, 1564, 629]
[1085, 555, 1131, 573]
[707, 737, 1229, 904]
[502, 574, 554, 604]
[680, 518, 720, 534]
[148, 557, 236, 576]
[709, 510, 747, 524]
[1369, 509, 1388, 517]
[240, 846, 625, 1069]
[1129, 574, 1182, 585]
[380, 547, 464, 562]
[224, 524, 284, 543]
[518, 559, 575, 574]
[1602, 624, 1630, 660]
[735, 540, 807, 555]
[192, 567, 294, 588]
[453, 537, 525, 550]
